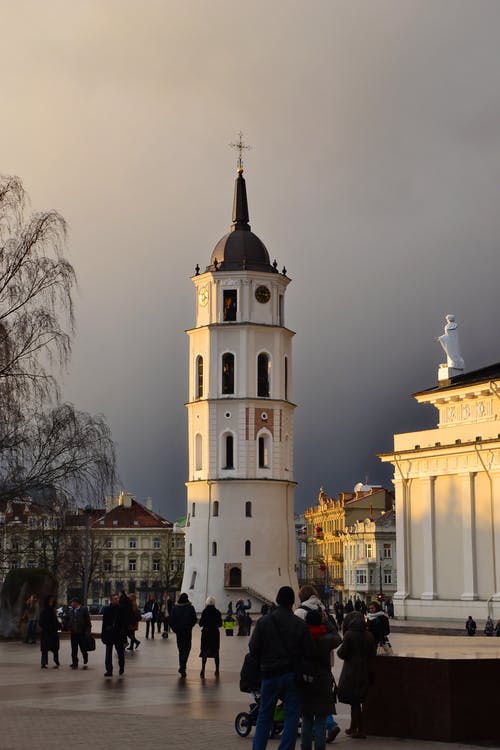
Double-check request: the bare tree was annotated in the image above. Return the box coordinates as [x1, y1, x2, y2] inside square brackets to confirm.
[0, 174, 116, 504]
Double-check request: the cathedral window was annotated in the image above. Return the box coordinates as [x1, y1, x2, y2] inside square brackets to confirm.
[222, 352, 235, 394]
[245, 540, 251, 556]
[195, 433, 203, 471]
[223, 289, 237, 321]
[224, 434, 234, 469]
[257, 353, 270, 397]
[196, 355, 203, 398]
[213, 500, 219, 517]
[245, 501, 252, 517]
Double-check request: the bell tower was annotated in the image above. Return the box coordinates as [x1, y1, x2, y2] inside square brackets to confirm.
[181, 147, 298, 611]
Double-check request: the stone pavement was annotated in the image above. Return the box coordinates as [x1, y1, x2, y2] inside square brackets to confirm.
[0, 622, 496, 750]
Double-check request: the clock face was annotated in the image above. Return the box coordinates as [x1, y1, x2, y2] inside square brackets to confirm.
[198, 286, 208, 306]
[255, 285, 270, 304]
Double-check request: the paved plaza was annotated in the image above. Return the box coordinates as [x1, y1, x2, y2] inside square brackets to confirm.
[1, 621, 498, 750]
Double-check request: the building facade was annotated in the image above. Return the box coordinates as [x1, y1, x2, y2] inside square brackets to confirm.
[304, 485, 393, 602]
[380, 357, 500, 621]
[181, 160, 298, 611]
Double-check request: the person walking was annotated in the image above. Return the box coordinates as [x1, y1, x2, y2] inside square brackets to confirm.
[301, 609, 342, 750]
[465, 615, 477, 636]
[68, 597, 92, 669]
[337, 611, 376, 740]
[170, 593, 197, 677]
[484, 616, 494, 636]
[101, 593, 129, 677]
[162, 592, 173, 638]
[39, 595, 60, 669]
[126, 593, 141, 650]
[249, 585, 314, 750]
[143, 593, 159, 639]
[24, 595, 39, 644]
[199, 596, 222, 678]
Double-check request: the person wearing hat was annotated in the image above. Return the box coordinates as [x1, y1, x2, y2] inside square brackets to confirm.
[169, 593, 197, 677]
[68, 596, 92, 669]
[248, 586, 314, 750]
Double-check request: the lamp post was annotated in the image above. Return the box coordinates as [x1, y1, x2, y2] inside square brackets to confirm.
[82, 505, 92, 605]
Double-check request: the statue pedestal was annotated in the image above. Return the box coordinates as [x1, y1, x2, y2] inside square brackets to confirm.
[363, 656, 499, 742]
[438, 364, 463, 383]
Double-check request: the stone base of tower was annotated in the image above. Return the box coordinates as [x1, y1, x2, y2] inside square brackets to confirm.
[181, 479, 298, 613]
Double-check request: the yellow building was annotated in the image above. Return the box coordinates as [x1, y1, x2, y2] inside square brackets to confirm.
[304, 485, 393, 601]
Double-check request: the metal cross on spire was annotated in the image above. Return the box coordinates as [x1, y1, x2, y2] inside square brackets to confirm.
[229, 131, 251, 172]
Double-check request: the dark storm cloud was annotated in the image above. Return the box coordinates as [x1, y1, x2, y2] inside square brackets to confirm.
[2, 0, 500, 518]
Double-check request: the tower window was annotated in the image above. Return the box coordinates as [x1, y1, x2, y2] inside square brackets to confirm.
[245, 501, 252, 517]
[213, 500, 219, 517]
[284, 356, 288, 400]
[224, 434, 234, 469]
[192, 502, 196, 517]
[195, 433, 203, 471]
[222, 352, 235, 394]
[196, 355, 203, 398]
[189, 543, 192, 556]
[212, 541, 217, 556]
[258, 434, 270, 468]
[245, 540, 251, 556]
[257, 353, 270, 397]
[189, 570, 197, 589]
[223, 289, 237, 321]
[279, 294, 284, 325]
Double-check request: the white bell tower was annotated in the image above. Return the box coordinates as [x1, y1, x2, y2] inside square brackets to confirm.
[181, 152, 298, 612]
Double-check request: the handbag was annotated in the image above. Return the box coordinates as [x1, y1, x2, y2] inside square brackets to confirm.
[377, 638, 394, 656]
[84, 633, 96, 652]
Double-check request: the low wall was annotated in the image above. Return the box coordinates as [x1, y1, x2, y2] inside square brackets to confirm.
[363, 656, 499, 743]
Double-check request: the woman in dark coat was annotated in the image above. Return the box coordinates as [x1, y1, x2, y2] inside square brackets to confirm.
[170, 593, 197, 677]
[301, 609, 342, 750]
[337, 611, 376, 739]
[366, 601, 390, 647]
[199, 596, 222, 677]
[39, 595, 60, 668]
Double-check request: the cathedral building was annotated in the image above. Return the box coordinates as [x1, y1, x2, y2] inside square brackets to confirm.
[380, 317, 500, 621]
[181, 156, 298, 612]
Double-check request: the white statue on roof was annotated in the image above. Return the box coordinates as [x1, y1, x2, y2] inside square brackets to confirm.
[438, 314, 464, 382]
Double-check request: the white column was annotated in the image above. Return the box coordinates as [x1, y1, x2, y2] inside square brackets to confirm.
[490, 472, 500, 600]
[421, 476, 437, 599]
[460, 472, 478, 600]
[393, 477, 410, 600]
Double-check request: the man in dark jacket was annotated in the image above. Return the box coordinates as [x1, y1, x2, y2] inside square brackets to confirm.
[249, 586, 313, 750]
[68, 597, 92, 669]
[169, 593, 197, 677]
[101, 593, 129, 677]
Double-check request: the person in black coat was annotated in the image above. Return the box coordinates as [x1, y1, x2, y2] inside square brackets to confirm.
[198, 596, 222, 678]
[39, 595, 60, 668]
[143, 594, 159, 639]
[101, 593, 129, 677]
[301, 609, 342, 750]
[337, 611, 376, 739]
[170, 593, 197, 677]
[366, 601, 390, 647]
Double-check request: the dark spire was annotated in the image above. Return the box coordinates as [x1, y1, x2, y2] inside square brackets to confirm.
[231, 169, 250, 232]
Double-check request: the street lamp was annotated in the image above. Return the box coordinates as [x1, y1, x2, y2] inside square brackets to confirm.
[82, 504, 93, 605]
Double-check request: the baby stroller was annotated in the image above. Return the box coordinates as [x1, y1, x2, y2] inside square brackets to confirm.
[234, 691, 286, 738]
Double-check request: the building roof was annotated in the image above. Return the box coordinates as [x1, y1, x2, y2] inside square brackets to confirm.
[207, 169, 278, 274]
[91, 498, 171, 529]
[414, 361, 500, 397]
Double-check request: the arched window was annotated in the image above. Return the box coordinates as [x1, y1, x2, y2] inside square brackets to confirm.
[212, 541, 217, 556]
[195, 433, 202, 471]
[224, 434, 234, 469]
[196, 355, 203, 398]
[245, 540, 251, 556]
[223, 289, 237, 321]
[222, 352, 235, 394]
[284, 356, 288, 400]
[213, 500, 219, 517]
[189, 543, 192, 556]
[229, 566, 241, 586]
[192, 502, 196, 517]
[245, 501, 252, 517]
[189, 570, 197, 589]
[257, 353, 270, 397]
[258, 433, 271, 468]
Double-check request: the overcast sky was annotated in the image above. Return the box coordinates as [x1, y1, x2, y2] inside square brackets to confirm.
[3, 1, 500, 520]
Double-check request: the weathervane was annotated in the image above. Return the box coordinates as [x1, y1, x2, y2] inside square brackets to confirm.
[229, 131, 251, 172]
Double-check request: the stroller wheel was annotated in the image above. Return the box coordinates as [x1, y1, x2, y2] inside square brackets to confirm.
[235, 712, 252, 737]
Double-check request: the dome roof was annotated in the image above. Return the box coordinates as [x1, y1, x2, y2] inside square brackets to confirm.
[210, 230, 273, 272]
[206, 169, 277, 274]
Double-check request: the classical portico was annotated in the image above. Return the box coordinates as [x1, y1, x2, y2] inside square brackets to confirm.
[380, 318, 500, 620]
